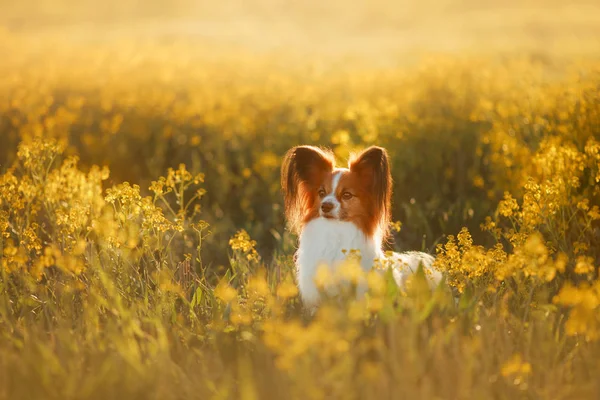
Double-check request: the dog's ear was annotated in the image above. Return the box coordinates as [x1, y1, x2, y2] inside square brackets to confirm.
[281, 146, 334, 233]
[349, 146, 392, 237]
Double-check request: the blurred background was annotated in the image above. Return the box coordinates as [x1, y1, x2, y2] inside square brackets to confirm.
[1, 0, 599, 267]
[2, 0, 600, 58]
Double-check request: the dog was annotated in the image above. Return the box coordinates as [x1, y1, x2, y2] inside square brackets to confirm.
[281, 145, 442, 308]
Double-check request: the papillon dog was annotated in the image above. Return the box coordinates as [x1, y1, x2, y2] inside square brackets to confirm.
[281, 145, 442, 308]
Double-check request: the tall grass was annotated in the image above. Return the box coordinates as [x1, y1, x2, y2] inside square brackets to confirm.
[1, 28, 600, 399]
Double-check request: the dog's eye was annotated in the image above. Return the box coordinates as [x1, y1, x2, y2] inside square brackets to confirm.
[342, 192, 353, 200]
[318, 189, 326, 198]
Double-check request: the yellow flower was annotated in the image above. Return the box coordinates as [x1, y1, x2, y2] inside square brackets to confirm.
[574, 256, 595, 276]
[497, 192, 519, 218]
[589, 206, 600, 221]
[247, 275, 270, 298]
[276, 281, 298, 299]
[314, 264, 333, 289]
[367, 271, 385, 295]
[501, 354, 532, 380]
[215, 281, 237, 303]
[229, 229, 260, 262]
[337, 258, 365, 285]
[390, 220, 402, 233]
[230, 306, 253, 326]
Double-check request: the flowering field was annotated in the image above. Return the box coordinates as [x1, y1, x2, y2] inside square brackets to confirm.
[1, 7, 600, 398]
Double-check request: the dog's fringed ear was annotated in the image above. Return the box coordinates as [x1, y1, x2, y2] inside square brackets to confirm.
[281, 146, 334, 233]
[349, 146, 392, 237]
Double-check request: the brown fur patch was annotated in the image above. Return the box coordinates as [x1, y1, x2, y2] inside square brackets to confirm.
[348, 146, 392, 239]
[281, 146, 335, 233]
[282, 145, 392, 239]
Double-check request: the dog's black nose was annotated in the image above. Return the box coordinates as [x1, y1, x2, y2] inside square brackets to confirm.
[321, 201, 334, 213]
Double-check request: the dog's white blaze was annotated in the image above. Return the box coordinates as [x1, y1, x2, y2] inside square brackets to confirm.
[331, 170, 343, 192]
[320, 170, 343, 218]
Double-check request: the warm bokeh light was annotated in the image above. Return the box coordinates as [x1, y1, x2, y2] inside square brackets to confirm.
[2, 0, 600, 59]
[1, 2, 600, 399]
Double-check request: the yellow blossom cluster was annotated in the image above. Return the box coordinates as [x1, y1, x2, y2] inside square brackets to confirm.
[1, 28, 600, 399]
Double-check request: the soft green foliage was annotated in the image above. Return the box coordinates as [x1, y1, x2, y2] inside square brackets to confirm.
[1, 28, 600, 399]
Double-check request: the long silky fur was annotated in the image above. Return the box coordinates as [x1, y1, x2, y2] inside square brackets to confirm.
[349, 146, 392, 240]
[281, 146, 334, 234]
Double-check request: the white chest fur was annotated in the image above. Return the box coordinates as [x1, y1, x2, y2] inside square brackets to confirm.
[295, 218, 441, 307]
[296, 218, 381, 307]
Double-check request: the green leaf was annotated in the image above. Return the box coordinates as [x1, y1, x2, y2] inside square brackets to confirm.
[384, 267, 399, 299]
[418, 296, 437, 321]
[458, 283, 474, 311]
[190, 286, 203, 308]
